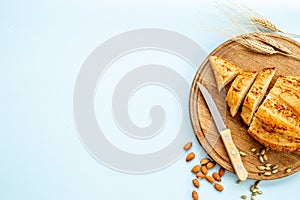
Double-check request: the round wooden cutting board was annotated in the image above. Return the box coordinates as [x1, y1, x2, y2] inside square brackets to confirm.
[190, 34, 300, 180]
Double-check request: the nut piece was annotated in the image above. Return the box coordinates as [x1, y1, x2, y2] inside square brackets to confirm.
[192, 179, 200, 188]
[206, 176, 215, 183]
[264, 171, 272, 176]
[192, 190, 198, 200]
[183, 142, 192, 151]
[257, 166, 266, 171]
[212, 172, 221, 182]
[206, 162, 216, 169]
[265, 166, 271, 171]
[219, 167, 225, 177]
[263, 154, 268, 161]
[196, 172, 205, 179]
[191, 165, 201, 173]
[250, 185, 255, 192]
[202, 165, 208, 175]
[259, 155, 264, 163]
[200, 158, 211, 165]
[241, 195, 247, 199]
[272, 165, 278, 170]
[286, 168, 292, 173]
[239, 151, 247, 157]
[214, 183, 224, 192]
[265, 163, 272, 167]
[186, 152, 195, 162]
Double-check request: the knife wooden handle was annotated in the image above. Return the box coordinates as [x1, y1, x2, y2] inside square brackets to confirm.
[220, 129, 248, 181]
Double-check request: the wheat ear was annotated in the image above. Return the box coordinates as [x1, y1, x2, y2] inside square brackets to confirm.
[250, 17, 300, 37]
[252, 32, 293, 54]
[250, 17, 282, 32]
[233, 36, 300, 60]
[233, 37, 277, 55]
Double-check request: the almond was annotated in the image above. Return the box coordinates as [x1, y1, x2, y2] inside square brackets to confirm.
[183, 142, 192, 151]
[206, 161, 216, 169]
[186, 152, 195, 162]
[212, 172, 221, 182]
[192, 190, 198, 200]
[196, 172, 205, 179]
[191, 165, 201, 173]
[192, 179, 200, 188]
[200, 158, 210, 165]
[201, 165, 208, 175]
[205, 175, 215, 183]
[218, 167, 225, 177]
[214, 183, 224, 192]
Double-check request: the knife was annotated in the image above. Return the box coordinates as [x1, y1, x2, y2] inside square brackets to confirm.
[197, 82, 248, 181]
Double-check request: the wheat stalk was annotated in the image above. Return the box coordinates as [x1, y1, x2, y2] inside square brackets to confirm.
[232, 36, 300, 60]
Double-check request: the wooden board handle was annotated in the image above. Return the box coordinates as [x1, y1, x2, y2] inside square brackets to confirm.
[220, 129, 248, 181]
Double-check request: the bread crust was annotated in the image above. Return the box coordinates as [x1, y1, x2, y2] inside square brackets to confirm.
[209, 56, 243, 92]
[248, 75, 300, 152]
[241, 68, 276, 125]
[248, 117, 300, 152]
[226, 71, 258, 117]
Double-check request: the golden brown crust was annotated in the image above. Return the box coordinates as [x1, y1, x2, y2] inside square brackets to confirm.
[248, 117, 300, 152]
[255, 95, 300, 138]
[248, 75, 300, 152]
[209, 56, 243, 92]
[226, 71, 258, 117]
[270, 76, 300, 114]
[241, 68, 276, 125]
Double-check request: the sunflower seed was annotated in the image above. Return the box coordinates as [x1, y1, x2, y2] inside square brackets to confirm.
[272, 165, 278, 170]
[257, 166, 266, 171]
[264, 171, 272, 176]
[259, 155, 264, 163]
[263, 154, 268, 161]
[272, 169, 279, 174]
[250, 185, 255, 192]
[257, 190, 263, 195]
[240, 151, 247, 157]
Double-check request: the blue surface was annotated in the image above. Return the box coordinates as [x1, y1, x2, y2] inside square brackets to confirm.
[1, 0, 300, 199]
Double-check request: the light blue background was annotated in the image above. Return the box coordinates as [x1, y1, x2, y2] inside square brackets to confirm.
[1, 0, 300, 199]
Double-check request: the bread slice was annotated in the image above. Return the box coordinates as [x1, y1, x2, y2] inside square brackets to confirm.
[248, 117, 300, 152]
[241, 68, 276, 125]
[226, 71, 258, 117]
[209, 56, 243, 92]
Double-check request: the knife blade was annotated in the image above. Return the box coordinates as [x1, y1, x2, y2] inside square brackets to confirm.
[197, 82, 248, 181]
